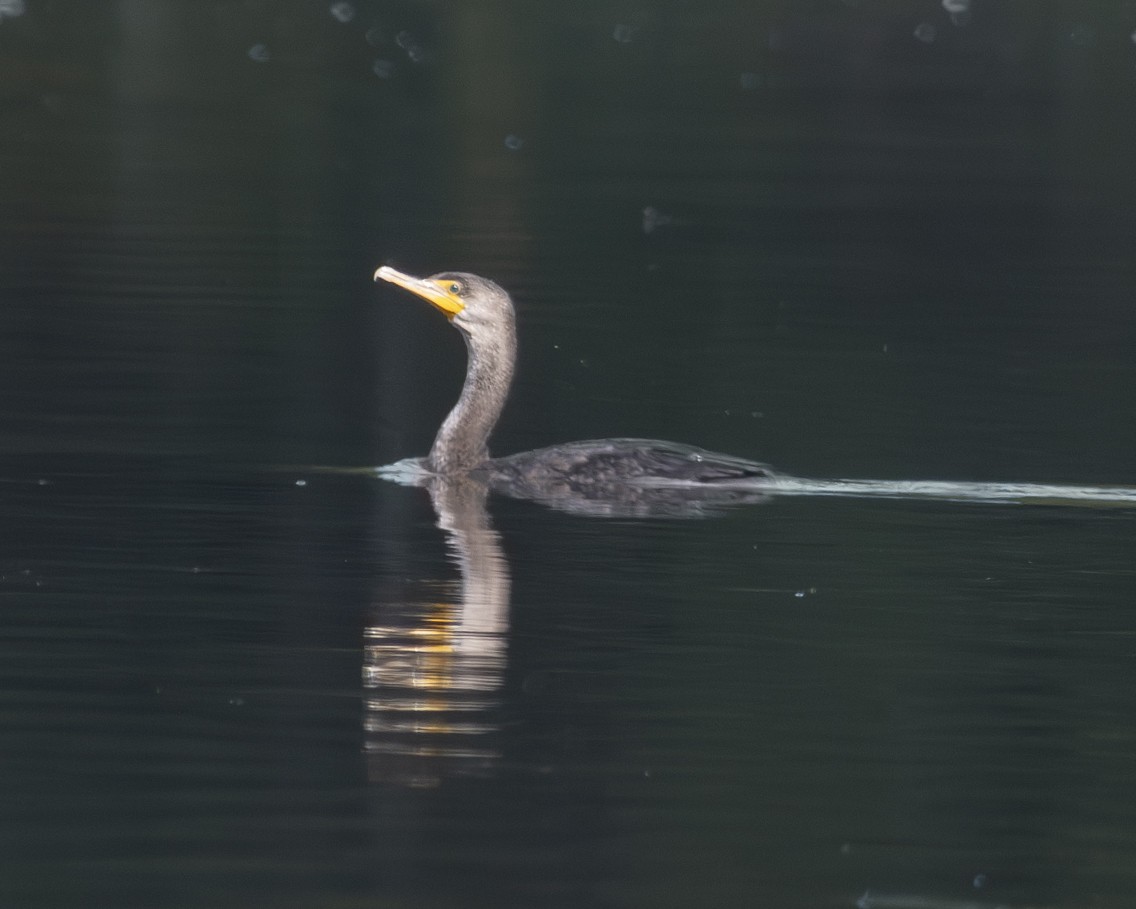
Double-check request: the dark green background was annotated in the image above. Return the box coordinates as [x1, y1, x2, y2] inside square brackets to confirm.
[2, 2, 1135, 907]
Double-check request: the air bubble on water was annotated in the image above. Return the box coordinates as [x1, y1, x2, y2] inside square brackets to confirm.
[0, 0, 26, 19]
[365, 26, 384, 47]
[295, 479, 307, 487]
[973, 873, 987, 889]
[941, 0, 969, 12]
[613, 23, 635, 43]
[248, 43, 270, 63]
[1069, 24, 1096, 47]
[372, 59, 394, 78]
[739, 71, 761, 90]
[504, 134, 524, 150]
[330, 1, 355, 23]
[642, 206, 673, 234]
[914, 22, 936, 43]
[393, 30, 426, 62]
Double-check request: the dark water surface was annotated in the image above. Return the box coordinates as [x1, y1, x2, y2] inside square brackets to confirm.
[3, 3, 1136, 907]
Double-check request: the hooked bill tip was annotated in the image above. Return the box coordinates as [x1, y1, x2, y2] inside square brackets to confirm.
[374, 265, 412, 285]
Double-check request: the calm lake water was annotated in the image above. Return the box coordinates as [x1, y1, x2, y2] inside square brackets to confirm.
[3, 2, 1136, 907]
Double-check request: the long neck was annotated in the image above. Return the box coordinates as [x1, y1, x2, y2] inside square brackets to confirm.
[428, 321, 516, 474]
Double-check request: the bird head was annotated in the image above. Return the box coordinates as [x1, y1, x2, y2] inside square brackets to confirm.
[374, 266, 514, 335]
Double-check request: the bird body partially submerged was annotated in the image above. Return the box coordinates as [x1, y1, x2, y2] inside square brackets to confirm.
[375, 266, 775, 507]
[487, 437, 773, 487]
[483, 438, 776, 517]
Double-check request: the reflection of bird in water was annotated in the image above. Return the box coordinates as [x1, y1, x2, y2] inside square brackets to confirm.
[374, 267, 778, 517]
[363, 472, 510, 786]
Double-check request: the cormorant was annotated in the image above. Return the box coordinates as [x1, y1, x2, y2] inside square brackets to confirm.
[374, 267, 776, 516]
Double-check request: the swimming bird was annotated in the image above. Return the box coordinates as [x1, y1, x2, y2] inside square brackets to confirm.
[374, 267, 776, 515]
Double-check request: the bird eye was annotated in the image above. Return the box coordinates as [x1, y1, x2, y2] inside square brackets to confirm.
[449, 282, 463, 296]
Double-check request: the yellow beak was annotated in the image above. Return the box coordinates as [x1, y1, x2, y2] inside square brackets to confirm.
[374, 266, 465, 318]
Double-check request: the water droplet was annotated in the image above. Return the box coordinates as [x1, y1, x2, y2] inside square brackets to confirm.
[329, 1, 355, 23]
[612, 23, 635, 43]
[365, 26, 384, 47]
[941, 0, 969, 11]
[973, 873, 987, 889]
[0, 0, 26, 19]
[739, 71, 761, 90]
[642, 206, 673, 234]
[914, 22, 936, 43]
[248, 43, 270, 63]
[504, 133, 524, 150]
[295, 479, 307, 487]
[372, 59, 394, 78]
[1069, 24, 1096, 47]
